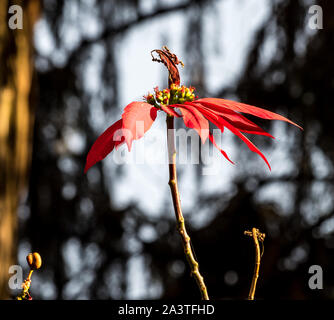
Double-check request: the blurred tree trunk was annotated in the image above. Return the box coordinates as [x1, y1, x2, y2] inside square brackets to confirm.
[0, 0, 40, 299]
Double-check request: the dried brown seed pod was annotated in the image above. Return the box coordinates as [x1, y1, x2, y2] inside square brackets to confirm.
[26, 252, 42, 270]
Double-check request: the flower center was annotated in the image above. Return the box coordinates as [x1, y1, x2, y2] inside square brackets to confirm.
[145, 84, 196, 107]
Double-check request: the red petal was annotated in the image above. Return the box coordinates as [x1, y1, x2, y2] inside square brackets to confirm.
[208, 132, 234, 164]
[196, 98, 302, 129]
[196, 105, 272, 170]
[160, 105, 182, 118]
[122, 101, 158, 151]
[190, 101, 275, 139]
[175, 105, 209, 144]
[84, 119, 124, 173]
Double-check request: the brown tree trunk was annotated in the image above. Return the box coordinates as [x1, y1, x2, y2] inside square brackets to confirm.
[0, 0, 40, 299]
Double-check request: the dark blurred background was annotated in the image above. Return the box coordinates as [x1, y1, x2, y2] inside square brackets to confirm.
[0, 0, 333, 300]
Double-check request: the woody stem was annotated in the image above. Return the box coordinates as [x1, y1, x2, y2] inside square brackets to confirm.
[166, 115, 209, 300]
[244, 228, 264, 300]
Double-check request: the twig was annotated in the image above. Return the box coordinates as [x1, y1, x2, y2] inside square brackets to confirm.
[166, 115, 209, 300]
[16, 252, 42, 300]
[244, 228, 265, 300]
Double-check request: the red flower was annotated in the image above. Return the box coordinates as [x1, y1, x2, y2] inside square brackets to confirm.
[84, 86, 301, 173]
[85, 47, 301, 173]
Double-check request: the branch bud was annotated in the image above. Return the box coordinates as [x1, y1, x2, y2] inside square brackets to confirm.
[26, 252, 42, 270]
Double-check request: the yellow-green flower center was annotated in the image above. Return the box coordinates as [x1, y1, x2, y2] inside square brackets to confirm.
[145, 84, 196, 106]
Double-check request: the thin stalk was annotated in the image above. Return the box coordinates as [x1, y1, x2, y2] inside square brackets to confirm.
[244, 228, 265, 300]
[166, 115, 209, 300]
[16, 270, 34, 300]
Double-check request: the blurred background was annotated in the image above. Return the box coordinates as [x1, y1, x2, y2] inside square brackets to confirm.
[0, 0, 333, 300]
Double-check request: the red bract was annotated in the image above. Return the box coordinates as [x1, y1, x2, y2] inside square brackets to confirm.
[122, 101, 158, 151]
[84, 94, 301, 173]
